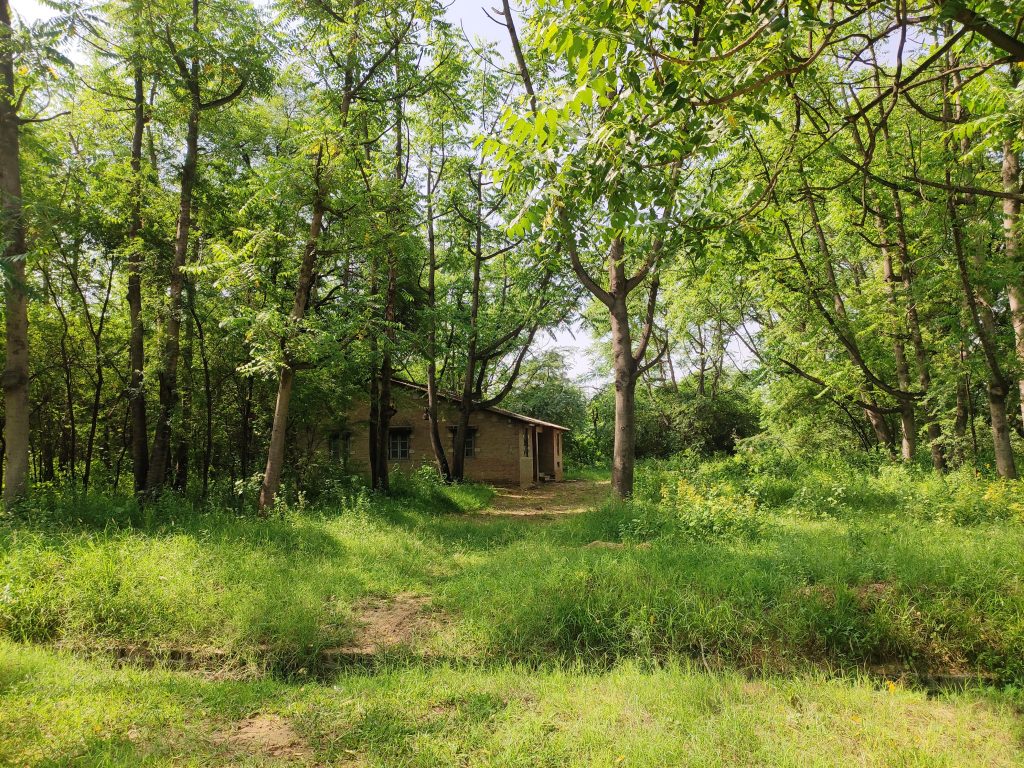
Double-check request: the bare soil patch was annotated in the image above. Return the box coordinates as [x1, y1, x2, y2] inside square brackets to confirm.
[331, 592, 437, 657]
[66, 593, 442, 673]
[216, 714, 312, 761]
[481, 479, 610, 518]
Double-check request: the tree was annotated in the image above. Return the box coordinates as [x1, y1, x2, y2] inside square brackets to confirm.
[503, 350, 589, 458]
[1, 1, 69, 502]
[494, 0, 848, 494]
[144, 0, 270, 494]
[0, 0, 29, 503]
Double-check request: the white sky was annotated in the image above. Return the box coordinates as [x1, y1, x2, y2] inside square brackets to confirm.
[15, 0, 50, 21]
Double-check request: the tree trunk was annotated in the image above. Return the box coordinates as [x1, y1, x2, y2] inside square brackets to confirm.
[83, 354, 104, 491]
[371, 74, 405, 492]
[564, 224, 664, 498]
[173, 290, 194, 492]
[610, 294, 637, 497]
[452, 403, 472, 483]
[424, 162, 451, 481]
[191, 299, 213, 499]
[81, 264, 113, 491]
[1003, 140, 1024, 433]
[258, 177, 324, 512]
[889, 190, 946, 470]
[368, 373, 380, 487]
[987, 382, 1017, 478]
[452, 172, 485, 483]
[425, 366, 450, 481]
[879, 227, 916, 460]
[943, 38, 1016, 478]
[951, 191, 1017, 478]
[0, 0, 29, 504]
[238, 376, 253, 479]
[127, 67, 149, 493]
[112, 400, 128, 492]
[46, 279, 77, 483]
[40, 412, 55, 482]
[147, 99, 200, 493]
[953, 374, 969, 466]
[607, 235, 639, 497]
[259, 367, 295, 510]
[373, 305, 394, 492]
[862, 392, 896, 451]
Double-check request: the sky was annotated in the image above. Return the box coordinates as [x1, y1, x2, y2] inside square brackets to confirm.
[446, 0, 514, 50]
[17, 0, 49, 21]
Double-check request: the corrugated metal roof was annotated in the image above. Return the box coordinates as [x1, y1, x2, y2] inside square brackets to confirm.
[390, 379, 570, 431]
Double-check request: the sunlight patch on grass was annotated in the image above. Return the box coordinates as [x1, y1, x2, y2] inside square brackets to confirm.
[0, 641, 1020, 767]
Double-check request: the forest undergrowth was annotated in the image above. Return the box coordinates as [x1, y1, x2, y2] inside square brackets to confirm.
[1, 455, 1023, 766]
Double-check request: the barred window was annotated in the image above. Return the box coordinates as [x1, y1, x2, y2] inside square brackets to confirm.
[449, 426, 477, 458]
[388, 429, 411, 460]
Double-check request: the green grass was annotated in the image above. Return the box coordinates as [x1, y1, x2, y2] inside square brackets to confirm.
[441, 514, 1024, 677]
[0, 479, 495, 674]
[564, 463, 612, 481]
[2, 458, 1024, 765]
[2, 640, 1022, 767]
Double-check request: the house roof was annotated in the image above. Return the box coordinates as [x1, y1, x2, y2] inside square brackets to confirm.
[390, 379, 569, 432]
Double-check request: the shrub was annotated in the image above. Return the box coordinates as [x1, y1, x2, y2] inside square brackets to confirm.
[661, 478, 767, 542]
[620, 467, 768, 543]
[910, 469, 1024, 526]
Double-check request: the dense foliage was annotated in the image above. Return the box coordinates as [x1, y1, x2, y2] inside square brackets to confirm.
[4, 3, 1024, 763]
[1, 0, 1023, 501]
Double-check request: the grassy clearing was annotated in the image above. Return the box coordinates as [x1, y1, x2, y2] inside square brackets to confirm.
[0, 479, 494, 673]
[440, 456, 1024, 679]
[564, 464, 613, 482]
[2, 456, 1024, 764]
[443, 504, 1024, 677]
[2, 640, 1022, 767]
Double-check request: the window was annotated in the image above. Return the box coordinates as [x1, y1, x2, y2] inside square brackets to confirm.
[388, 429, 411, 460]
[449, 426, 477, 458]
[329, 431, 353, 463]
[523, 428, 530, 457]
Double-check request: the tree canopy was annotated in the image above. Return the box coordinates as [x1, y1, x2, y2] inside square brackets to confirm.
[1, 0, 1023, 504]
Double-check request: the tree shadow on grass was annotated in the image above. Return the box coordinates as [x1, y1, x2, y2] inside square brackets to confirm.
[436, 516, 1024, 683]
[0, 511, 445, 675]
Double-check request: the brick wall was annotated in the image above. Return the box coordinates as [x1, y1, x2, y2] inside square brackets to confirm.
[341, 386, 541, 487]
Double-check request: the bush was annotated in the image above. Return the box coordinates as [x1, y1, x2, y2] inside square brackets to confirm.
[638, 446, 1024, 528]
[672, 486, 766, 542]
[617, 461, 768, 543]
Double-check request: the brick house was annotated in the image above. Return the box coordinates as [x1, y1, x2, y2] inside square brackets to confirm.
[336, 380, 567, 487]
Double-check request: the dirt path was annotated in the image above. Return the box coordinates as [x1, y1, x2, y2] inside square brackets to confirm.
[331, 592, 438, 657]
[478, 479, 610, 518]
[324, 481, 610, 663]
[215, 714, 312, 762]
